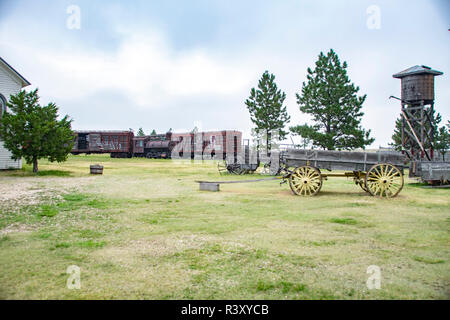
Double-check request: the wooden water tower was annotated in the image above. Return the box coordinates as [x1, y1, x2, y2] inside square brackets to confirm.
[392, 65, 443, 160]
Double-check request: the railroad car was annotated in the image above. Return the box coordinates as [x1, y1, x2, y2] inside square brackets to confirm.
[71, 131, 134, 158]
[172, 130, 242, 160]
[133, 132, 177, 159]
[72, 130, 243, 160]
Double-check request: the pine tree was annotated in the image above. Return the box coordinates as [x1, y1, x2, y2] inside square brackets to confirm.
[151, 129, 157, 135]
[137, 127, 145, 136]
[390, 111, 443, 152]
[0, 89, 74, 173]
[290, 49, 374, 150]
[389, 117, 403, 151]
[435, 121, 450, 161]
[245, 71, 290, 153]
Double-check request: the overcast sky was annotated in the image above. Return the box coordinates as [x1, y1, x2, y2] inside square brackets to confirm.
[0, 0, 449, 147]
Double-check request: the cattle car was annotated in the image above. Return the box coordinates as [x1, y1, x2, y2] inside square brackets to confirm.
[72, 131, 134, 158]
[172, 130, 242, 160]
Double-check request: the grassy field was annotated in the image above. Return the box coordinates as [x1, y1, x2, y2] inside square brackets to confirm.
[0, 154, 449, 299]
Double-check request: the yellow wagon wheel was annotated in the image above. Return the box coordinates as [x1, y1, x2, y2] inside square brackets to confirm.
[289, 166, 323, 196]
[365, 163, 404, 198]
[357, 179, 369, 192]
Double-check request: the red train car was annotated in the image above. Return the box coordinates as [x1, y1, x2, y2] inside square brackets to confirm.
[172, 130, 242, 160]
[72, 131, 134, 158]
[71, 129, 242, 160]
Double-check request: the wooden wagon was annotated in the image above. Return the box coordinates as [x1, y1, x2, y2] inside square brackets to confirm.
[280, 149, 406, 198]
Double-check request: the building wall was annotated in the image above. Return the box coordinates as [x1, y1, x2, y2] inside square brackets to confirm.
[0, 64, 23, 170]
[0, 142, 22, 169]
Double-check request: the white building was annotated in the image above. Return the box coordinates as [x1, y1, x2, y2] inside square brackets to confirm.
[0, 57, 31, 170]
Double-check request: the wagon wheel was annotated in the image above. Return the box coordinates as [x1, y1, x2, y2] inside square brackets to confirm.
[365, 163, 403, 198]
[226, 164, 240, 174]
[359, 181, 369, 192]
[289, 166, 323, 196]
[218, 161, 228, 175]
[238, 168, 249, 175]
[354, 178, 369, 192]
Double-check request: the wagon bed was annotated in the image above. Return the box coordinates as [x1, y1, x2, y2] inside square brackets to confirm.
[280, 149, 406, 198]
[282, 149, 405, 172]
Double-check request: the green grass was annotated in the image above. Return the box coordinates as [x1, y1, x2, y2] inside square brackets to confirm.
[0, 154, 449, 299]
[329, 217, 359, 225]
[413, 256, 445, 264]
[38, 205, 59, 218]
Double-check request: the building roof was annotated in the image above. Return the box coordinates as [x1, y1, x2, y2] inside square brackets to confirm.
[393, 65, 443, 78]
[74, 130, 132, 134]
[0, 56, 31, 87]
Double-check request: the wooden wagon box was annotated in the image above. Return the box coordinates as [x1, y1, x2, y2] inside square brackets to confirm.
[279, 149, 406, 197]
[282, 149, 406, 172]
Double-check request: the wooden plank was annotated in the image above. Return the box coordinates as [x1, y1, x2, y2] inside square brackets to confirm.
[196, 177, 280, 184]
[419, 162, 450, 181]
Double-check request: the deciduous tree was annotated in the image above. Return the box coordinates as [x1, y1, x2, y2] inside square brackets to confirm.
[0, 89, 74, 173]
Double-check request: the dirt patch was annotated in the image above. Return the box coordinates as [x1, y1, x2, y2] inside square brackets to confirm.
[0, 180, 42, 205]
[0, 223, 35, 236]
[0, 176, 94, 237]
[0, 177, 92, 206]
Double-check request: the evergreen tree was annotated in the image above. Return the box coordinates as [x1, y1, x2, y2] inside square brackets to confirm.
[151, 129, 157, 135]
[0, 89, 74, 173]
[290, 49, 374, 150]
[137, 127, 145, 136]
[435, 121, 450, 161]
[245, 70, 290, 153]
[390, 111, 443, 152]
[389, 117, 403, 151]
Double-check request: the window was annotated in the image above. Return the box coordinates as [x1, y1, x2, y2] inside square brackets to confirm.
[0, 94, 6, 129]
[0, 94, 6, 116]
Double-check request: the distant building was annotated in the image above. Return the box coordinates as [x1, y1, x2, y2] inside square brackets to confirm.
[0, 57, 31, 170]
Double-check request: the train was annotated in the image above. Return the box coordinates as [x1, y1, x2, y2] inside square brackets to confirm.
[71, 130, 243, 160]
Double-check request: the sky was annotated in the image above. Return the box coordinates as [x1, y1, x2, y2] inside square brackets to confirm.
[0, 0, 449, 147]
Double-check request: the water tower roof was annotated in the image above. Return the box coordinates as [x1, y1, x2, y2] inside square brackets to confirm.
[393, 65, 443, 78]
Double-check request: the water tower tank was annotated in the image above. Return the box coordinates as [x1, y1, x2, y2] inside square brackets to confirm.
[393, 65, 443, 104]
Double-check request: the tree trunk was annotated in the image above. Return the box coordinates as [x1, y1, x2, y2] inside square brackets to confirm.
[33, 157, 38, 173]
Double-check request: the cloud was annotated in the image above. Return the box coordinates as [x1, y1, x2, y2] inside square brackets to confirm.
[23, 29, 253, 109]
[0, 0, 448, 147]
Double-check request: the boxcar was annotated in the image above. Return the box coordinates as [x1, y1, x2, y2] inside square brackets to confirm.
[72, 131, 134, 158]
[172, 130, 242, 160]
[72, 129, 243, 160]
